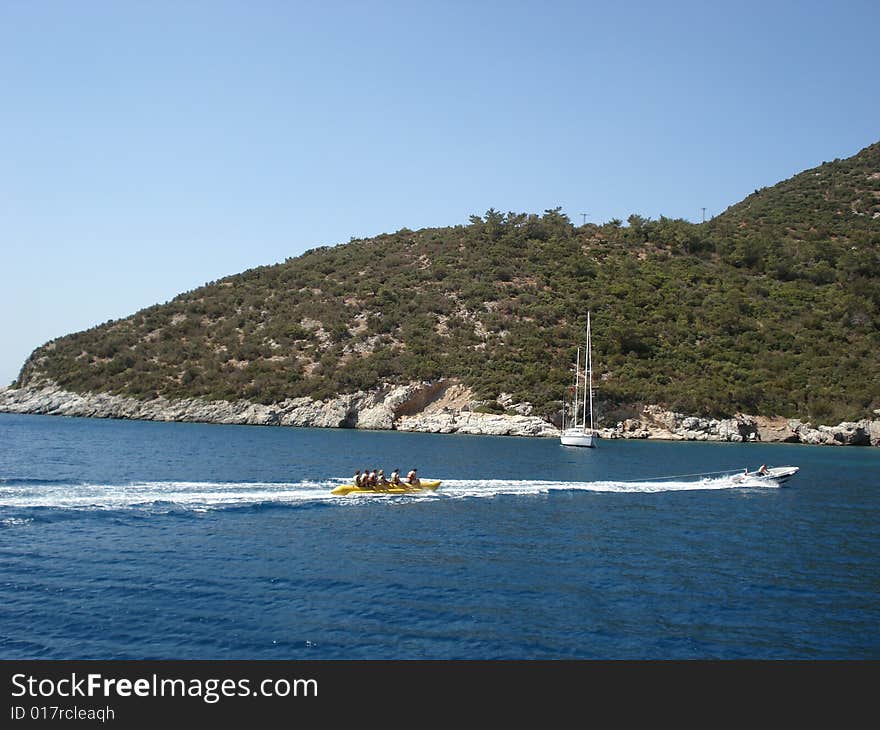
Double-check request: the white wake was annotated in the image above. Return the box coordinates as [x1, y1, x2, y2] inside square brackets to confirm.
[0, 474, 775, 511]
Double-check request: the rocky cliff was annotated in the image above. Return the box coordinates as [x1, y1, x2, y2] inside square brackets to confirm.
[607, 404, 880, 446]
[1, 380, 877, 446]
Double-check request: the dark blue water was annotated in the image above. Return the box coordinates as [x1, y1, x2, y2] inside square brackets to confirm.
[1, 413, 878, 659]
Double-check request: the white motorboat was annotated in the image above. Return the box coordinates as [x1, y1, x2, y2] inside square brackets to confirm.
[732, 465, 800, 486]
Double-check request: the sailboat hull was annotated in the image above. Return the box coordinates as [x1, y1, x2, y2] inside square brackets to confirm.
[561, 430, 596, 447]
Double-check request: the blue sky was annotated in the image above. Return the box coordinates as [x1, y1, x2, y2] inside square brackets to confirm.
[2, 0, 878, 386]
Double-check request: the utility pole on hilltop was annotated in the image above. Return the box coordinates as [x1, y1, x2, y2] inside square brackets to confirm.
[701, 207, 706, 223]
[581, 213, 588, 226]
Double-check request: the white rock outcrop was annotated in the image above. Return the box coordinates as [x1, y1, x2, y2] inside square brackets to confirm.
[0, 382, 877, 446]
[396, 409, 557, 437]
[604, 405, 759, 443]
[601, 405, 879, 447]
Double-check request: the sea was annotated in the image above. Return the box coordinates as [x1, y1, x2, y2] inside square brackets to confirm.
[1, 412, 878, 660]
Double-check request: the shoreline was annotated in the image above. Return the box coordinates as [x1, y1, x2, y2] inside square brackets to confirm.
[1, 381, 878, 447]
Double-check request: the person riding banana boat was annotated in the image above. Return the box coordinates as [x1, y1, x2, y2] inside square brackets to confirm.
[333, 467, 440, 496]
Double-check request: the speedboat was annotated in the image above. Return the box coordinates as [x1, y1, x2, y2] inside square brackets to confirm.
[732, 466, 799, 486]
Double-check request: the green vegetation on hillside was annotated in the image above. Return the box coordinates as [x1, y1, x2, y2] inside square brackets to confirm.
[17, 143, 880, 424]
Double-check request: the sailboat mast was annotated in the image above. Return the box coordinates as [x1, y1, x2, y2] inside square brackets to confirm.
[573, 347, 580, 428]
[587, 312, 594, 432]
[582, 319, 588, 429]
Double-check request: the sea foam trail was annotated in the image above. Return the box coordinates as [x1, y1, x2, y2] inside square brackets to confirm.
[436, 476, 777, 497]
[0, 480, 337, 510]
[0, 474, 776, 511]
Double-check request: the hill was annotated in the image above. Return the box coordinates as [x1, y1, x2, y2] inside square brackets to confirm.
[15, 142, 880, 425]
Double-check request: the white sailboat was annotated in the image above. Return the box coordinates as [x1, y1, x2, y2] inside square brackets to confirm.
[561, 312, 598, 448]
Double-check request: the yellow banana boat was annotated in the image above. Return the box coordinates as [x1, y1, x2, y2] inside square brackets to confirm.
[331, 480, 442, 496]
